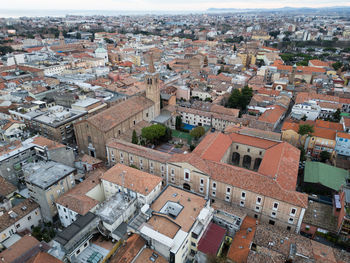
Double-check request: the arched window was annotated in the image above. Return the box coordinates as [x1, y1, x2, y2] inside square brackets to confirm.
[243, 155, 252, 169]
[232, 152, 240, 165]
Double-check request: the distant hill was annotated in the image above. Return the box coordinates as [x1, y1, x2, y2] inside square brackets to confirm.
[207, 6, 350, 14]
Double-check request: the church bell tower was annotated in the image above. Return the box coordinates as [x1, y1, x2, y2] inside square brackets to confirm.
[145, 53, 160, 117]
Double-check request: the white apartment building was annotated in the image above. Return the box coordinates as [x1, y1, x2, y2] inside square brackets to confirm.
[291, 101, 321, 120]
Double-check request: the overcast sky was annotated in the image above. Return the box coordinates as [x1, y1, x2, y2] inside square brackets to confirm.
[5, 0, 350, 11]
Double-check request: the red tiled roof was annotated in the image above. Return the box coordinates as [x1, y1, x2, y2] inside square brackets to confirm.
[109, 234, 146, 263]
[315, 119, 343, 131]
[337, 132, 350, 140]
[207, 161, 308, 208]
[32, 136, 65, 150]
[312, 127, 336, 140]
[197, 222, 226, 255]
[258, 105, 286, 124]
[26, 252, 63, 263]
[101, 164, 162, 195]
[227, 216, 256, 263]
[87, 96, 153, 132]
[0, 235, 39, 263]
[258, 142, 300, 191]
[309, 59, 329, 67]
[193, 132, 232, 162]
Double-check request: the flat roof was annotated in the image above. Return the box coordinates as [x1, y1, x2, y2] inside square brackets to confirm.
[96, 192, 135, 225]
[55, 212, 97, 246]
[71, 98, 100, 108]
[25, 161, 75, 189]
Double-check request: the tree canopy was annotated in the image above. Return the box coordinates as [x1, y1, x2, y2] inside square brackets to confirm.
[175, 116, 182, 131]
[320, 150, 331, 163]
[132, 130, 138, 144]
[141, 124, 166, 144]
[227, 86, 253, 111]
[190, 126, 205, 139]
[298, 124, 314, 136]
[332, 62, 343, 71]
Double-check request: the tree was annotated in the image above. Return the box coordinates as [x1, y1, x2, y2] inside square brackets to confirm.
[332, 62, 343, 71]
[132, 130, 138, 144]
[227, 88, 241, 109]
[0, 45, 14, 55]
[190, 126, 205, 139]
[298, 146, 306, 162]
[240, 86, 253, 110]
[298, 124, 314, 136]
[163, 126, 172, 142]
[332, 109, 341, 122]
[175, 116, 182, 130]
[320, 151, 331, 163]
[301, 115, 307, 121]
[104, 37, 113, 44]
[141, 124, 166, 144]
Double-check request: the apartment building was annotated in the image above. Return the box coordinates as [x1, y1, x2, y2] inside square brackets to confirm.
[0, 198, 42, 244]
[164, 104, 240, 131]
[101, 163, 162, 206]
[0, 136, 75, 185]
[56, 169, 105, 227]
[24, 161, 76, 222]
[335, 132, 350, 157]
[136, 185, 213, 263]
[10, 105, 87, 144]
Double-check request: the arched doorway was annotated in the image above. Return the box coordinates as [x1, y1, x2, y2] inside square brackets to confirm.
[243, 155, 252, 169]
[253, 158, 262, 170]
[232, 152, 240, 165]
[183, 183, 191, 191]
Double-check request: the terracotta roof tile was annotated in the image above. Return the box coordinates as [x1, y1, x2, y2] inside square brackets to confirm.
[258, 105, 286, 124]
[0, 199, 39, 233]
[0, 177, 17, 197]
[258, 142, 300, 191]
[87, 96, 154, 132]
[107, 139, 171, 163]
[207, 161, 308, 208]
[26, 252, 63, 263]
[56, 169, 106, 215]
[227, 216, 256, 263]
[109, 234, 146, 263]
[101, 164, 162, 195]
[0, 235, 39, 263]
[32, 136, 65, 150]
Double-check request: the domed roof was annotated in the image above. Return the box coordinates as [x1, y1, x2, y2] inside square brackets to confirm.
[95, 43, 107, 53]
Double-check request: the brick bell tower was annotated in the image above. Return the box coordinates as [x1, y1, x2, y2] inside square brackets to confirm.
[145, 53, 160, 117]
